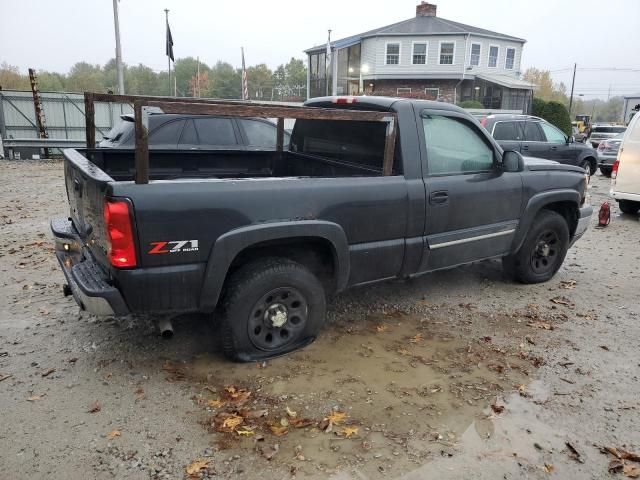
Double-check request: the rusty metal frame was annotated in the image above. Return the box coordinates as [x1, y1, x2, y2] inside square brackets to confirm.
[83, 92, 397, 184]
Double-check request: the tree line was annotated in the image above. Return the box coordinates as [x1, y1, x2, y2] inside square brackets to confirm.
[0, 57, 308, 101]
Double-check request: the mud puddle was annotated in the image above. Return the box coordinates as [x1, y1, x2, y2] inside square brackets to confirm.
[167, 309, 537, 478]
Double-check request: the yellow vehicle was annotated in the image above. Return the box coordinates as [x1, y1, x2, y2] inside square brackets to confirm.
[574, 115, 592, 133]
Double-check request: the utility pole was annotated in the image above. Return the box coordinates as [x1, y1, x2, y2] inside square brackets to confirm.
[568, 62, 576, 117]
[196, 56, 200, 97]
[165, 9, 171, 96]
[607, 84, 611, 101]
[112, 0, 125, 94]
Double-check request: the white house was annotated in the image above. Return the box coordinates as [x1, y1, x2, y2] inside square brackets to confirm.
[305, 2, 534, 112]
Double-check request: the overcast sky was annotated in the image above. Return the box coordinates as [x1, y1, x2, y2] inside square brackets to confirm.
[1, 0, 639, 99]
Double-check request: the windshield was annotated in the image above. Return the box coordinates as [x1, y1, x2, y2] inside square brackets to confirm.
[100, 118, 133, 144]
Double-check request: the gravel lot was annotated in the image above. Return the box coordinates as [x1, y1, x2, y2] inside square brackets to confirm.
[1, 160, 639, 480]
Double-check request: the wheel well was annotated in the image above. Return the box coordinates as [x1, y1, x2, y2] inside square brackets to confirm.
[226, 237, 338, 294]
[541, 201, 579, 237]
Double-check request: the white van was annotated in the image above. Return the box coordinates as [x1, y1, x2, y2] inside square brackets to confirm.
[611, 112, 640, 215]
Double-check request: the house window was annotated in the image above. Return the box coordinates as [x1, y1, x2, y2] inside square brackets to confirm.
[470, 43, 481, 66]
[439, 42, 454, 65]
[424, 88, 439, 100]
[505, 48, 516, 70]
[397, 87, 412, 95]
[488, 45, 499, 68]
[386, 43, 400, 65]
[412, 43, 427, 64]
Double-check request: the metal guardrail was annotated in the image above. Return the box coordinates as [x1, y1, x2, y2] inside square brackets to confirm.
[2, 138, 86, 149]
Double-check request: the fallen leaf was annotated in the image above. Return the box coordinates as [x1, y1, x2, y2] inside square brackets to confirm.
[550, 296, 572, 306]
[544, 463, 554, 473]
[409, 333, 423, 344]
[0, 373, 11, 382]
[376, 324, 389, 333]
[260, 444, 279, 461]
[528, 321, 554, 330]
[224, 386, 251, 406]
[517, 385, 527, 396]
[565, 442, 584, 463]
[624, 464, 640, 478]
[107, 429, 121, 440]
[162, 361, 186, 381]
[397, 348, 412, 356]
[222, 414, 243, 430]
[27, 395, 43, 402]
[41, 368, 55, 377]
[621, 450, 640, 462]
[235, 426, 255, 436]
[134, 387, 145, 400]
[290, 418, 315, 428]
[481, 336, 492, 343]
[240, 408, 268, 419]
[490, 404, 504, 414]
[286, 406, 297, 418]
[560, 280, 577, 289]
[186, 459, 209, 476]
[610, 459, 625, 474]
[270, 424, 289, 436]
[88, 401, 101, 413]
[207, 399, 226, 409]
[340, 426, 359, 438]
[600, 345, 610, 351]
[324, 411, 347, 425]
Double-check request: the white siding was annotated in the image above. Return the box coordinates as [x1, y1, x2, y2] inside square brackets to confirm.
[361, 34, 524, 78]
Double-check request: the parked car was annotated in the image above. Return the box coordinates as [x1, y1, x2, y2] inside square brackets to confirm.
[52, 97, 592, 361]
[597, 132, 624, 177]
[99, 113, 290, 150]
[587, 124, 627, 148]
[611, 112, 640, 215]
[481, 114, 598, 174]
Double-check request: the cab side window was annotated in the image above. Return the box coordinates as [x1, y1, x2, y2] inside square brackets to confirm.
[423, 114, 494, 175]
[540, 123, 567, 144]
[194, 118, 238, 146]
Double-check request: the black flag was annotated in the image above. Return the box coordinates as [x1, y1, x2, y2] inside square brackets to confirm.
[166, 22, 174, 61]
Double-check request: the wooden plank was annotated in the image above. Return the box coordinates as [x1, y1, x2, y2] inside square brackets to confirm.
[146, 100, 395, 123]
[84, 92, 96, 149]
[133, 101, 149, 184]
[382, 116, 396, 176]
[276, 117, 284, 152]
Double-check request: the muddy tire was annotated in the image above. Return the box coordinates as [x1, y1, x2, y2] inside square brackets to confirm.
[618, 200, 640, 215]
[581, 158, 596, 176]
[600, 167, 612, 178]
[220, 257, 326, 362]
[503, 210, 570, 284]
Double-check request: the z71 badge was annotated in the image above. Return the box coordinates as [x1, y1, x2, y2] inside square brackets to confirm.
[148, 240, 199, 254]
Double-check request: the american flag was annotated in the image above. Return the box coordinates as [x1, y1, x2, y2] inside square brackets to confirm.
[241, 47, 249, 101]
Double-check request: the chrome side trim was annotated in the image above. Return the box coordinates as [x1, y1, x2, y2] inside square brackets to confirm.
[429, 228, 516, 249]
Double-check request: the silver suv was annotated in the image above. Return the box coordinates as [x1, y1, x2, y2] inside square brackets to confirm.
[588, 124, 626, 148]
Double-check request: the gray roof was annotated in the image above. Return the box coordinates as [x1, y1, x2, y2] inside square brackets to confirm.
[305, 16, 525, 53]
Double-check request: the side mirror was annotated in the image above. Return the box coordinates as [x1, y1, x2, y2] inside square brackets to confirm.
[567, 135, 575, 144]
[501, 150, 524, 173]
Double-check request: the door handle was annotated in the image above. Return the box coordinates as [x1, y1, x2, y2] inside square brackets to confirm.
[550, 146, 558, 151]
[522, 145, 529, 150]
[429, 191, 449, 204]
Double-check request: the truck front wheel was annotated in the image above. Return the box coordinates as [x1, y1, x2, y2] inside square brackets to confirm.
[220, 257, 326, 362]
[503, 210, 570, 284]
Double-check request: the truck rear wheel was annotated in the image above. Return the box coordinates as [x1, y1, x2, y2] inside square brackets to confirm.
[220, 257, 326, 362]
[503, 210, 569, 284]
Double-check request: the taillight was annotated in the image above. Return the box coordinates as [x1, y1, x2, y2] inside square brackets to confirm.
[612, 159, 620, 180]
[103, 199, 137, 268]
[332, 96, 357, 104]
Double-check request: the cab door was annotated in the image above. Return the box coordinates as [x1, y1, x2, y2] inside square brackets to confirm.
[417, 109, 523, 272]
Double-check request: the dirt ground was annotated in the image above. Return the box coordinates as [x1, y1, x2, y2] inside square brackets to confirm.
[1, 160, 639, 480]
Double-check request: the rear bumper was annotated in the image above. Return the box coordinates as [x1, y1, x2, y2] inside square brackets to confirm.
[51, 218, 130, 316]
[570, 205, 593, 246]
[611, 190, 640, 202]
[597, 151, 617, 166]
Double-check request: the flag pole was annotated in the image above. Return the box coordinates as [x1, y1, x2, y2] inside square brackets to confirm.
[165, 8, 171, 96]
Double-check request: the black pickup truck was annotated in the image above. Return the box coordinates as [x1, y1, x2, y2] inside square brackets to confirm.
[52, 96, 592, 361]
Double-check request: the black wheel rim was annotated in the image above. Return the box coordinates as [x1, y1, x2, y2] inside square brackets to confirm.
[581, 160, 590, 173]
[247, 287, 308, 352]
[530, 229, 560, 274]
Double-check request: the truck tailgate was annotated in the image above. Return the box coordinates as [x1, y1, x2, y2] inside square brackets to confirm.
[62, 148, 113, 267]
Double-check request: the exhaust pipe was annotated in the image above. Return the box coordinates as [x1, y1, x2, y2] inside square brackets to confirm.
[158, 317, 174, 339]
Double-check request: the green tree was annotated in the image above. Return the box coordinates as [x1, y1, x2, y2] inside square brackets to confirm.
[173, 57, 208, 97]
[458, 100, 483, 109]
[247, 63, 273, 100]
[34, 71, 66, 91]
[207, 61, 241, 99]
[0, 62, 29, 90]
[542, 101, 572, 136]
[126, 64, 163, 95]
[523, 68, 567, 104]
[65, 62, 105, 92]
[532, 97, 546, 117]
